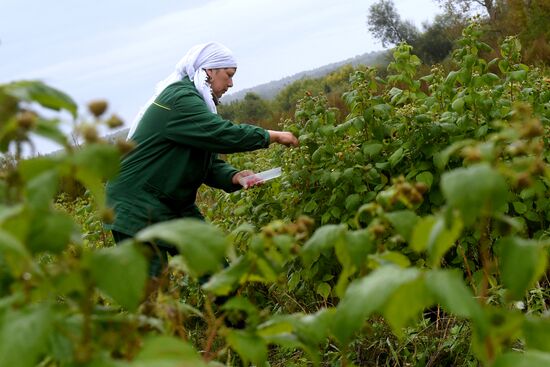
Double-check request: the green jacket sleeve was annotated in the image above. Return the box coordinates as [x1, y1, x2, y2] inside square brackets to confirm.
[164, 91, 270, 154]
[204, 155, 242, 192]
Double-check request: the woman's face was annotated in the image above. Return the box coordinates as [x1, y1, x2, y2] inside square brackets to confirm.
[207, 67, 236, 99]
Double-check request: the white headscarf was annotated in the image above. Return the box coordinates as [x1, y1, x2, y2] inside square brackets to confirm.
[127, 42, 237, 139]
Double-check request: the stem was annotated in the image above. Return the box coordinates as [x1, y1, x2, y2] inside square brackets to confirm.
[478, 213, 496, 363]
[15, 141, 22, 161]
[477, 214, 492, 301]
[76, 277, 95, 363]
[458, 244, 477, 294]
[436, 305, 440, 330]
[202, 296, 224, 362]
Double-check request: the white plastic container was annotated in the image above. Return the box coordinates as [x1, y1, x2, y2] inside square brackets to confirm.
[239, 167, 282, 188]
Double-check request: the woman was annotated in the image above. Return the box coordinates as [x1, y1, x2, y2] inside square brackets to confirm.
[105, 42, 298, 275]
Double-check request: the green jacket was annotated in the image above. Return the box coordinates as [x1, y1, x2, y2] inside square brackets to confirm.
[105, 77, 270, 236]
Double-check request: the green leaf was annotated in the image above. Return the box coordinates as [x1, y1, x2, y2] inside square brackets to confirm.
[445, 70, 459, 85]
[258, 315, 320, 366]
[75, 170, 106, 209]
[301, 224, 346, 266]
[523, 317, 550, 352]
[226, 330, 267, 366]
[332, 266, 420, 344]
[303, 199, 318, 213]
[425, 270, 481, 320]
[34, 118, 69, 147]
[73, 143, 120, 180]
[497, 237, 547, 300]
[498, 59, 510, 73]
[362, 142, 383, 157]
[335, 229, 375, 276]
[452, 97, 465, 112]
[257, 315, 294, 338]
[416, 171, 433, 188]
[137, 219, 229, 277]
[272, 234, 294, 257]
[388, 147, 404, 168]
[373, 103, 391, 116]
[294, 308, 335, 347]
[256, 310, 334, 365]
[311, 147, 324, 163]
[482, 73, 500, 84]
[383, 277, 434, 336]
[373, 251, 411, 268]
[72, 144, 120, 210]
[492, 351, 550, 367]
[255, 256, 278, 282]
[415, 114, 431, 123]
[0, 205, 29, 246]
[24, 170, 59, 210]
[0, 229, 31, 276]
[4, 80, 77, 118]
[18, 155, 61, 182]
[428, 215, 463, 266]
[87, 241, 147, 311]
[83, 356, 127, 367]
[133, 335, 207, 367]
[202, 256, 251, 296]
[27, 210, 77, 254]
[410, 215, 436, 252]
[441, 163, 508, 226]
[221, 296, 260, 327]
[344, 229, 375, 268]
[509, 70, 528, 82]
[335, 229, 375, 297]
[316, 282, 331, 299]
[385, 210, 419, 242]
[345, 193, 361, 211]
[433, 139, 474, 171]
[0, 305, 53, 367]
[512, 201, 528, 214]
[330, 170, 341, 185]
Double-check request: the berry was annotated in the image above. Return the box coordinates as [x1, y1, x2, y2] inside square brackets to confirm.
[88, 100, 108, 118]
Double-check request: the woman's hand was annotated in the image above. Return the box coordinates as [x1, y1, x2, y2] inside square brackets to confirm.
[268, 130, 299, 147]
[232, 170, 263, 188]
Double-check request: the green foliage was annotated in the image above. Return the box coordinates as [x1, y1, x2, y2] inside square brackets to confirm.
[131, 336, 208, 367]
[441, 163, 508, 226]
[413, 14, 456, 64]
[201, 23, 550, 365]
[497, 237, 548, 300]
[1, 21, 550, 366]
[218, 92, 273, 127]
[136, 219, 229, 277]
[85, 241, 148, 311]
[0, 81, 148, 365]
[0, 305, 53, 367]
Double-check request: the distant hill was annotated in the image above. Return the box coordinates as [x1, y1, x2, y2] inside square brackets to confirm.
[222, 50, 388, 103]
[104, 127, 130, 142]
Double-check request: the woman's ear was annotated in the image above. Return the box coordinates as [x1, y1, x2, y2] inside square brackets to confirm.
[205, 69, 213, 81]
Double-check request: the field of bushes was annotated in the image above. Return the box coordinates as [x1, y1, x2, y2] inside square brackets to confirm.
[1, 22, 550, 366]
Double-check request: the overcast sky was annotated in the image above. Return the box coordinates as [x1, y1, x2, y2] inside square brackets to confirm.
[0, 0, 441, 154]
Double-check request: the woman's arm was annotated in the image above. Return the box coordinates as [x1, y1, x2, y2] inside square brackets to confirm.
[164, 91, 298, 153]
